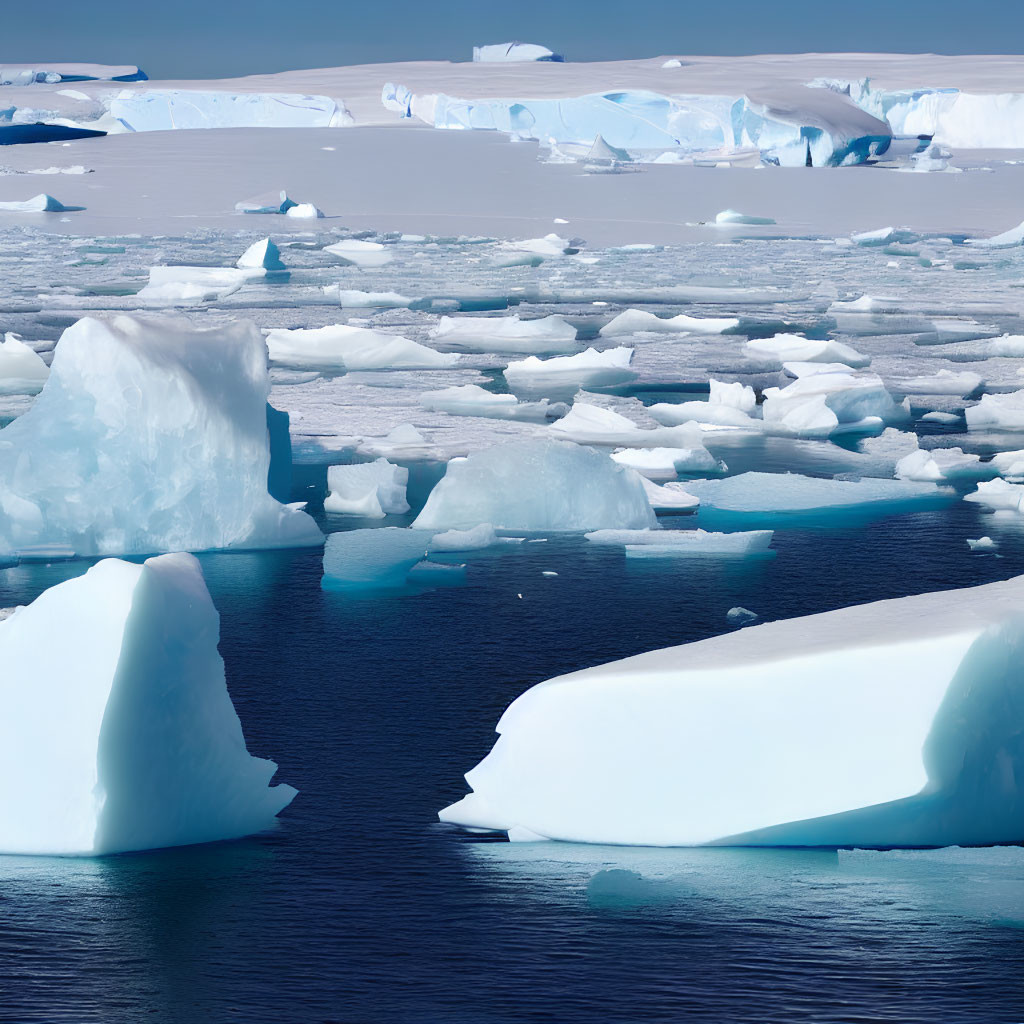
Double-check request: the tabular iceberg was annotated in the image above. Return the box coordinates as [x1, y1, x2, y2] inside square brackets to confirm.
[440, 575, 1024, 847]
[0, 315, 322, 558]
[0, 553, 295, 855]
[413, 439, 656, 532]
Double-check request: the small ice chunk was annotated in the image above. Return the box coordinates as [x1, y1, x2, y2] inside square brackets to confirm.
[266, 324, 457, 371]
[611, 445, 723, 480]
[587, 528, 772, 557]
[504, 347, 636, 390]
[895, 447, 995, 483]
[964, 479, 1024, 513]
[599, 309, 739, 336]
[413, 439, 655, 532]
[889, 370, 983, 398]
[641, 477, 700, 511]
[284, 202, 324, 219]
[551, 403, 706, 448]
[321, 527, 432, 591]
[420, 384, 565, 422]
[324, 239, 393, 268]
[727, 606, 759, 625]
[968, 221, 1024, 249]
[0, 332, 49, 395]
[966, 391, 1024, 432]
[967, 536, 998, 552]
[744, 333, 869, 370]
[921, 411, 961, 425]
[325, 458, 410, 518]
[137, 266, 254, 304]
[323, 287, 413, 308]
[429, 523, 498, 551]
[357, 424, 437, 460]
[236, 237, 285, 271]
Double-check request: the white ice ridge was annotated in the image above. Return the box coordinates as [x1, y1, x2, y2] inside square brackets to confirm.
[0, 63, 146, 85]
[599, 309, 739, 336]
[0, 553, 295, 855]
[413, 439, 656, 532]
[0, 333, 49, 395]
[429, 314, 579, 354]
[743, 333, 870, 370]
[503, 347, 636, 390]
[324, 459, 410, 518]
[266, 324, 457, 371]
[440, 575, 1024, 847]
[0, 315, 322, 559]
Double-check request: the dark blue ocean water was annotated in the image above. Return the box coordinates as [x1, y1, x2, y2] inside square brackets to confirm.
[4, 500, 1024, 1023]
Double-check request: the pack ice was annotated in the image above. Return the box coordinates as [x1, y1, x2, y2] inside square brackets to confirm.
[413, 439, 656, 532]
[0, 315, 322, 558]
[0, 553, 295, 855]
[266, 324, 457, 371]
[440, 576, 1024, 846]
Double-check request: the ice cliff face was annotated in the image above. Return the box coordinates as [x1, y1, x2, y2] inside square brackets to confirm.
[0, 553, 295, 855]
[0, 314, 322, 559]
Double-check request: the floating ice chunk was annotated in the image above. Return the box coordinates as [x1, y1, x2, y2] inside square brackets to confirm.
[0, 315, 322, 558]
[504, 234, 571, 257]
[0, 193, 68, 212]
[966, 391, 1024, 432]
[709, 379, 757, 412]
[473, 42, 562, 62]
[849, 226, 916, 246]
[599, 309, 739, 336]
[889, 370, 983, 397]
[661, 59, 683, 68]
[504, 347, 636, 390]
[967, 536, 998, 552]
[420, 384, 566, 422]
[429, 523, 499, 551]
[324, 239, 393, 268]
[431, 314, 578, 354]
[0, 553, 295, 855]
[324, 286, 413, 308]
[324, 458, 410, 518]
[714, 209, 776, 225]
[611, 445, 723, 480]
[0, 333, 49, 395]
[356, 424, 437, 460]
[744, 333, 869, 370]
[991, 450, 1024, 479]
[921, 411, 961, 425]
[266, 324, 457, 371]
[137, 266, 255, 304]
[648, 401, 761, 430]
[727, 606, 759, 625]
[440, 575, 1024, 846]
[761, 369, 906, 438]
[828, 294, 903, 314]
[587, 527, 772, 557]
[641, 477, 700, 511]
[968, 221, 1024, 249]
[236, 237, 285, 271]
[321, 527, 432, 591]
[964, 479, 1024, 513]
[686, 471, 949, 523]
[235, 190, 296, 215]
[413, 439, 655, 532]
[550, 402, 707, 448]
[895, 446, 995, 483]
[285, 202, 324, 219]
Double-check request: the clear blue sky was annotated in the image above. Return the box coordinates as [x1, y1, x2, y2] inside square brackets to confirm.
[3, 0, 1023, 79]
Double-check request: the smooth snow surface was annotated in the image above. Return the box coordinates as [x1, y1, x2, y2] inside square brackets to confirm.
[0, 553, 295, 855]
[440, 575, 1024, 846]
[413, 440, 656, 532]
[0, 315, 322, 558]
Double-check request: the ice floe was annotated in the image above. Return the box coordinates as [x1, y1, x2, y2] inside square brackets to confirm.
[430, 314, 578, 354]
[0, 333, 49, 395]
[324, 458, 410, 517]
[266, 324, 457, 371]
[503, 347, 636, 391]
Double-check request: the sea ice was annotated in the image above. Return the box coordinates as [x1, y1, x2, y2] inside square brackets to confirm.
[714, 209, 776, 225]
[550, 403, 708, 448]
[473, 43, 562, 62]
[0, 193, 69, 212]
[0, 315, 322, 558]
[429, 523, 500, 551]
[266, 324, 457, 371]
[321, 527, 432, 591]
[356, 424, 438, 460]
[323, 287, 413, 308]
[744, 333, 870, 370]
[324, 458, 410, 518]
[420, 384, 566, 421]
[503, 347, 636, 390]
[610, 445, 723, 479]
[137, 266, 257, 304]
[967, 536, 998, 552]
[889, 370, 983, 397]
[0, 333, 49, 395]
[237, 237, 285, 270]
[0, 553, 295, 855]
[235, 190, 296, 215]
[966, 391, 1024, 431]
[324, 239, 394, 268]
[430, 314, 578, 354]
[599, 309, 739, 336]
[641, 478, 700, 511]
[413, 439, 656, 532]
[895, 446, 995, 483]
[440, 575, 1024, 846]
[964, 479, 1024, 513]
[585, 527, 772, 557]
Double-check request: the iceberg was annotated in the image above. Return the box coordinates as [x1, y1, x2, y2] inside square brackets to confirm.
[685, 471, 951, 526]
[967, 536, 998, 552]
[599, 309, 739, 336]
[0, 333, 49, 395]
[727, 606, 759, 625]
[137, 266, 257, 304]
[356, 423, 438, 460]
[324, 287, 413, 308]
[0, 315, 322, 558]
[641, 477, 700, 511]
[744, 333, 869, 370]
[503, 347, 636, 391]
[430, 314, 578, 354]
[440, 575, 1024, 846]
[472, 43, 563, 63]
[413, 439, 656, 532]
[235, 190, 297, 215]
[321, 527, 432, 591]
[895, 447, 996, 484]
[284, 202, 324, 219]
[237, 237, 285, 271]
[429, 523, 500, 551]
[586, 527, 773, 558]
[324, 239, 394, 268]
[0, 553, 295, 855]
[324, 458, 410, 518]
[964, 479, 1024, 513]
[420, 384, 567, 422]
[265, 324, 457, 371]
[550, 403, 708, 448]
[889, 370, 983, 398]
[0, 193, 69, 212]
[966, 391, 1024, 432]
[610, 445, 723, 480]
[968, 220, 1024, 249]
[714, 209, 776, 225]
[649, 379, 760, 430]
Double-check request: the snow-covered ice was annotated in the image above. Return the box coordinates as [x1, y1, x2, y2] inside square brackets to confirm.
[744, 334, 870, 370]
[610, 445, 723, 479]
[420, 384, 566, 422]
[0, 553, 295, 855]
[503, 347, 636, 391]
[430, 314, 578, 354]
[321, 526, 432, 591]
[550, 403, 708, 448]
[324, 458, 410, 517]
[0, 333, 49, 395]
[599, 309, 739, 336]
[266, 324, 457, 371]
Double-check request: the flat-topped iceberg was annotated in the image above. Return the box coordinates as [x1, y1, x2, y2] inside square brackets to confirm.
[440, 575, 1024, 846]
[324, 458, 410, 517]
[0, 553, 295, 855]
[266, 324, 457, 371]
[599, 309, 739, 336]
[586, 527, 772, 558]
[503, 347, 636, 391]
[137, 266, 258, 304]
[413, 439, 655, 532]
[430, 314, 578, 354]
[324, 239, 393, 268]
[0, 315, 322, 558]
[744, 333, 869, 370]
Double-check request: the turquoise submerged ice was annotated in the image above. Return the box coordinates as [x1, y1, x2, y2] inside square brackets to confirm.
[0, 315, 322, 558]
[0, 553, 295, 855]
[441, 576, 1024, 847]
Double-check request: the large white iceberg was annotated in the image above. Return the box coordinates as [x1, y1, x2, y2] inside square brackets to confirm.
[324, 459, 410, 517]
[0, 553, 295, 855]
[321, 527, 432, 591]
[0, 315, 322, 558]
[265, 324, 457, 371]
[413, 439, 655, 532]
[440, 575, 1024, 846]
